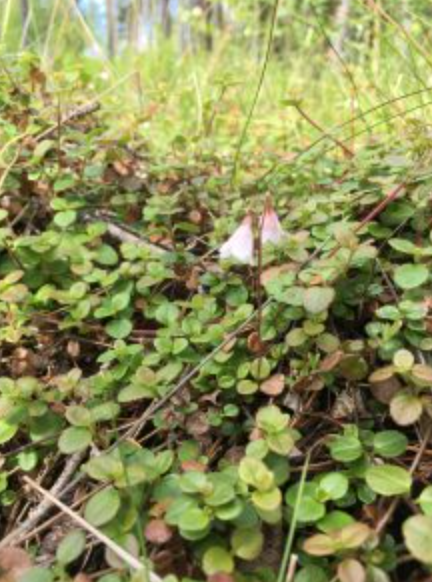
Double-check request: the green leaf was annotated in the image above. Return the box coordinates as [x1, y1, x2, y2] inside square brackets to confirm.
[106, 318, 133, 339]
[202, 547, 234, 575]
[84, 486, 121, 526]
[58, 427, 92, 454]
[366, 464, 412, 496]
[373, 431, 408, 458]
[294, 565, 329, 582]
[418, 486, 432, 516]
[394, 264, 428, 290]
[393, 349, 414, 372]
[318, 472, 349, 501]
[256, 405, 289, 433]
[54, 210, 77, 228]
[66, 405, 92, 427]
[20, 568, 54, 582]
[317, 510, 355, 533]
[238, 458, 274, 492]
[178, 507, 210, 532]
[286, 328, 308, 347]
[56, 529, 86, 565]
[205, 479, 235, 507]
[389, 238, 419, 255]
[95, 244, 119, 266]
[252, 487, 282, 511]
[0, 420, 18, 445]
[250, 357, 271, 380]
[118, 382, 156, 403]
[328, 435, 363, 463]
[237, 379, 259, 395]
[231, 527, 264, 561]
[17, 450, 38, 472]
[179, 471, 210, 494]
[303, 287, 335, 314]
[403, 515, 432, 564]
[266, 431, 295, 455]
[285, 483, 326, 523]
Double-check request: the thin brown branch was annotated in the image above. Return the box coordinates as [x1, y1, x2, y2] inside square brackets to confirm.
[35, 102, 101, 142]
[23, 476, 162, 582]
[0, 451, 85, 549]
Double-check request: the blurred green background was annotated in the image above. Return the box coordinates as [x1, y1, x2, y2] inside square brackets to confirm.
[1, 0, 432, 158]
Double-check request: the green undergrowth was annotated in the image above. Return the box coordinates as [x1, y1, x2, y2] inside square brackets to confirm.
[2, 60, 432, 582]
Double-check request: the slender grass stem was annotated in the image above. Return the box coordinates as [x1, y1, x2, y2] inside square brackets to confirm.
[231, 0, 281, 186]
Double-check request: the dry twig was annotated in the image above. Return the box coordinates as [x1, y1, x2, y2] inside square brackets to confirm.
[0, 451, 85, 549]
[22, 476, 162, 582]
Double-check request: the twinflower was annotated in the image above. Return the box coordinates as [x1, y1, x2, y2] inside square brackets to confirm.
[219, 212, 254, 265]
[260, 197, 286, 245]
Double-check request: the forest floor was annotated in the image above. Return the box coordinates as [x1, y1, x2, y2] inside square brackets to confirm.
[1, 57, 432, 582]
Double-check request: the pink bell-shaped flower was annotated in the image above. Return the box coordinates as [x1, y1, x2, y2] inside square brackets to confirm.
[219, 212, 254, 265]
[260, 197, 286, 245]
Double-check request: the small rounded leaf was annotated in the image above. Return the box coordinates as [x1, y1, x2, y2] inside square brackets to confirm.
[366, 464, 412, 496]
[144, 519, 173, 545]
[337, 558, 366, 582]
[202, 547, 234, 575]
[58, 427, 92, 454]
[231, 527, 264, 561]
[403, 515, 432, 564]
[84, 487, 121, 527]
[394, 264, 428, 290]
[390, 391, 423, 426]
[303, 287, 335, 314]
[56, 530, 86, 565]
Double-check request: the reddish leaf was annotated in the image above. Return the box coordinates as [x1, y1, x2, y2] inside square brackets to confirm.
[181, 460, 207, 473]
[0, 547, 33, 579]
[208, 574, 235, 582]
[144, 519, 173, 545]
[319, 350, 344, 373]
[260, 374, 285, 396]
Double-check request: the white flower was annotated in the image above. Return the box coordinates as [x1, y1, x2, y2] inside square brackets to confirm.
[260, 197, 286, 245]
[219, 212, 254, 265]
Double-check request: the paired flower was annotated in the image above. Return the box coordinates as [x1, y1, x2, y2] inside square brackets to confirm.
[219, 212, 255, 265]
[260, 196, 286, 246]
[219, 198, 286, 264]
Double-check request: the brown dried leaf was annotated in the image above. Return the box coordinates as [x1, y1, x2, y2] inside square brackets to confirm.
[319, 350, 344, 373]
[337, 559, 366, 582]
[332, 391, 355, 419]
[260, 263, 296, 286]
[181, 460, 207, 473]
[412, 364, 432, 384]
[186, 411, 210, 437]
[0, 547, 33, 580]
[144, 519, 173, 545]
[67, 340, 81, 358]
[292, 375, 324, 393]
[185, 267, 201, 291]
[369, 366, 395, 384]
[208, 574, 235, 582]
[370, 376, 401, 404]
[112, 160, 131, 177]
[188, 210, 203, 224]
[246, 332, 264, 354]
[260, 373, 285, 396]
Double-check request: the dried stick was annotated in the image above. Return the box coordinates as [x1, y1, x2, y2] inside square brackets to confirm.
[22, 476, 162, 582]
[35, 102, 101, 142]
[82, 212, 167, 256]
[286, 554, 298, 582]
[0, 451, 85, 549]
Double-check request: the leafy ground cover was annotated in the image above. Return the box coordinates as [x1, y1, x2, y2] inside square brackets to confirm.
[2, 54, 432, 582]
